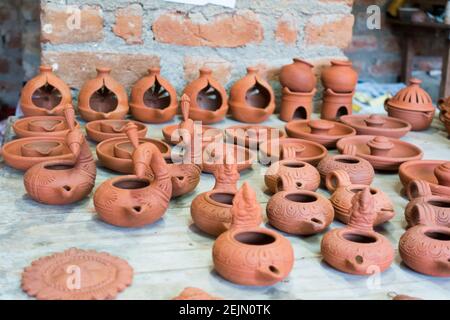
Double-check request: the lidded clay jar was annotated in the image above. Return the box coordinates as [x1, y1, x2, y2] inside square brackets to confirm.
[321, 60, 358, 93]
[229, 67, 275, 123]
[279, 58, 316, 93]
[20, 65, 72, 117]
[78, 67, 129, 122]
[130, 67, 178, 123]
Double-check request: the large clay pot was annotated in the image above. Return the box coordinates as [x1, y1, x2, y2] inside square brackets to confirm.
[321, 60, 358, 93]
[279, 58, 316, 93]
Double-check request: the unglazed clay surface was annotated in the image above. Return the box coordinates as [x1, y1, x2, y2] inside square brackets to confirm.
[340, 114, 411, 138]
[320, 60, 358, 94]
[13, 116, 80, 138]
[172, 287, 222, 300]
[279, 58, 316, 93]
[85, 119, 147, 143]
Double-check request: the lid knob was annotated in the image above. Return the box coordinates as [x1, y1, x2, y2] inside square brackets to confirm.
[364, 114, 386, 128]
[367, 136, 394, 157]
[309, 120, 335, 135]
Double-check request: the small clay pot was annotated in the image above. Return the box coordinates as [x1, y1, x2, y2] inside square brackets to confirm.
[321, 188, 395, 275]
[130, 67, 178, 123]
[85, 119, 148, 143]
[225, 125, 286, 149]
[340, 114, 412, 139]
[326, 170, 395, 226]
[202, 142, 256, 173]
[279, 87, 315, 122]
[321, 60, 358, 93]
[20, 65, 72, 117]
[320, 88, 354, 121]
[13, 116, 80, 138]
[172, 288, 222, 300]
[279, 58, 316, 93]
[229, 67, 275, 123]
[78, 67, 129, 122]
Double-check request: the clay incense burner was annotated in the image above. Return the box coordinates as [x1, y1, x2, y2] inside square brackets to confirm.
[78, 67, 129, 122]
[267, 173, 334, 235]
[321, 60, 358, 94]
[285, 119, 355, 149]
[229, 67, 275, 123]
[340, 114, 412, 139]
[23, 106, 96, 205]
[321, 188, 395, 275]
[280, 87, 316, 122]
[213, 183, 294, 286]
[130, 67, 178, 123]
[13, 115, 80, 138]
[399, 203, 450, 277]
[279, 58, 317, 93]
[20, 65, 72, 117]
[225, 125, 286, 150]
[172, 287, 222, 300]
[85, 119, 148, 143]
[183, 68, 228, 124]
[326, 170, 395, 225]
[202, 142, 256, 173]
[94, 124, 172, 227]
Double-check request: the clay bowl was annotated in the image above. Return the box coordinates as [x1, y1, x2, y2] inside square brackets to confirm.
[258, 138, 327, 166]
[96, 137, 171, 174]
[162, 123, 223, 145]
[2, 137, 74, 171]
[12, 116, 80, 138]
[201, 143, 256, 173]
[85, 119, 148, 143]
[225, 125, 286, 149]
[336, 135, 423, 171]
[399, 160, 450, 197]
[340, 114, 411, 139]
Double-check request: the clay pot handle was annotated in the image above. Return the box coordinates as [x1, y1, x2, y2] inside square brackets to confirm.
[410, 203, 436, 227]
[181, 94, 190, 122]
[256, 265, 284, 283]
[325, 170, 352, 191]
[124, 122, 140, 149]
[308, 120, 334, 135]
[280, 144, 305, 160]
[63, 105, 76, 131]
[364, 115, 385, 128]
[342, 144, 357, 156]
[406, 180, 432, 200]
[367, 136, 394, 157]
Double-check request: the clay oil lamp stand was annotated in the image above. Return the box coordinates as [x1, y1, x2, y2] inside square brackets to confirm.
[267, 173, 334, 235]
[224, 124, 286, 150]
[85, 119, 147, 143]
[321, 89, 355, 121]
[212, 183, 294, 286]
[285, 119, 355, 149]
[399, 203, 450, 277]
[336, 135, 423, 171]
[183, 68, 228, 124]
[202, 142, 256, 173]
[20, 65, 72, 117]
[340, 114, 412, 139]
[321, 188, 395, 275]
[78, 67, 129, 122]
[280, 87, 316, 122]
[326, 170, 395, 226]
[130, 67, 178, 123]
[385, 78, 435, 131]
[23, 106, 97, 205]
[173, 287, 222, 300]
[21, 248, 133, 300]
[229, 67, 275, 123]
[13, 115, 80, 138]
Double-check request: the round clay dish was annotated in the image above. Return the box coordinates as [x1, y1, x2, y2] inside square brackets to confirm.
[85, 119, 148, 143]
[225, 125, 286, 149]
[201, 143, 256, 173]
[13, 116, 80, 138]
[162, 123, 223, 145]
[340, 114, 411, 138]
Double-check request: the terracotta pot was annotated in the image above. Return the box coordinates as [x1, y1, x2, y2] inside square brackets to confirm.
[23, 106, 96, 205]
[213, 183, 294, 286]
[229, 67, 275, 123]
[85, 119, 147, 143]
[279, 58, 316, 93]
[20, 65, 72, 117]
[13, 116, 81, 138]
[279, 87, 315, 122]
[130, 67, 178, 123]
[78, 67, 129, 122]
[340, 114, 412, 139]
[225, 125, 286, 149]
[321, 60, 358, 93]
[201, 142, 256, 173]
[326, 170, 395, 225]
[320, 88, 354, 121]
[321, 188, 395, 275]
[172, 287, 222, 300]
[183, 68, 228, 124]
[399, 203, 450, 277]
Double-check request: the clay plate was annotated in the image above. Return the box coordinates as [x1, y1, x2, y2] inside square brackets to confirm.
[340, 114, 411, 138]
[21, 248, 133, 300]
[201, 142, 256, 173]
[162, 123, 223, 145]
[224, 125, 286, 149]
[13, 116, 80, 138]
[85, 119, 148, 143]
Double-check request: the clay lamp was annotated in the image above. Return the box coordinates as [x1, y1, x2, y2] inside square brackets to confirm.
[224, 125, 286, 150]
[266, 173, 334, 235]
[78, 67, 129, 122]
[202, 142, 256, 173]
[13, 115, 81, 138]
[130, 67, 178, 123]
[336, 135, 423, 171]
[20, 65, 72, 117]
[85, 119, 147, 143]
[172, 287, 222, 300]
[399, 203, 450, 277]
[213, 183, 294, 286]
[285, 119, 355, 149]
[23, 106, 97, 205]
[229, 67, 275, 123]
[385, 78, 435, 131]
[321, 188, 395, 275]
[340, 114, 412, 139]
[21, 248, 133, 300]
[326, 170, 395, 226]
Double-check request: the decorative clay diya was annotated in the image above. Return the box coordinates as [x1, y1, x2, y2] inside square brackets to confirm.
[213, 183, 294, 286]
[321, 60, 358, 94]
[23, 106, 96, 205]
[229, 67, 275, 123]
[385, 78, 435, 131]
[21, 248, 133, 300]
[183, 68, 228, 124]
[20, 65, 72, 117]
[85, 119, 147, 143]
[279, 58, 317, 93]
[340, 114, 411, 139]
[326, 170, 395, 226]
[280, 87, 316, 122]
[266, 173, 334, 235]
[336, 135, 423, 171]
[285, 119, 356, 149]
[225, 125, 286, 150]
[78, 67, 129, 122]
[202, 142, 256, 173]
[130, 67, 178, 123]
[321, 188, 395, 275]
[173, 287, 222, 300]
[399, 203, 450, 277]
[13, 115, 80, 138]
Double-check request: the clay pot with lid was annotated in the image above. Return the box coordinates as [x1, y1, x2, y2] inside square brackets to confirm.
[13, 116, 80, 138]
[183, 68, 228, 124]
[213, 182, 294, 286]
[340, 114, 412, 139]
[326, 170, 395, 225]
[279, 58, 316, 93]
[321, 60, 358, 94]
[321, 188, 395, 275]
[229, 67, 275, 123]
[78, 67, 129, 122]
[130, 67, 178, 123]
[20, 65, 72, 117]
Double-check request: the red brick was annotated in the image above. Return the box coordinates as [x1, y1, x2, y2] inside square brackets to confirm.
[112, 5, 143, 45]
[305, 14, 354, 48]
[275, 15, 297, 45]
[184, 56, 232, 85]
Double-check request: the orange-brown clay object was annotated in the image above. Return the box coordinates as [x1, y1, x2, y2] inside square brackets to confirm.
[13, 115, 80, 138]
[321, 60, 358, 94]
[320, 88, 354, 121]
[85, 119, 147, 143]
[225, 125, 286, 150]
[340, 114, 411, 139]
[279, 87, 316, 122]
[172, 287, 222, 300]
[202, 142, 256, 173]
[279, 58, 317, 93]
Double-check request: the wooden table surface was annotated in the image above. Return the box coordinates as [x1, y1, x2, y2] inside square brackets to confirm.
[0, 114, 449, 300]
